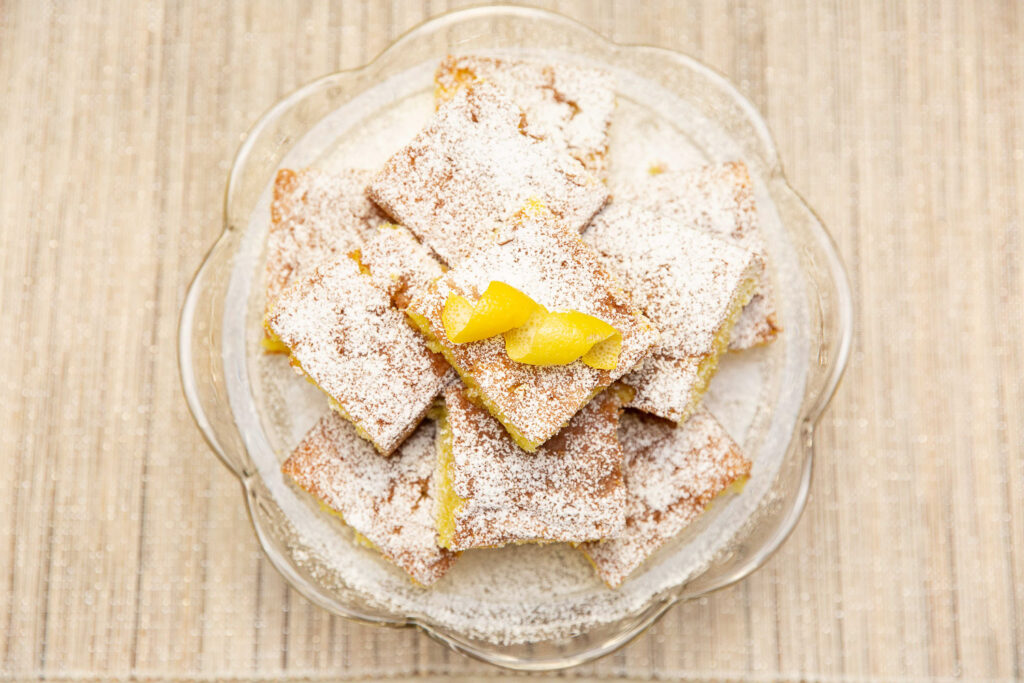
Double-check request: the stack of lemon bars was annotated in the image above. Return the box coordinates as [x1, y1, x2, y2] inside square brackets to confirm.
[264, 54, 780, 588]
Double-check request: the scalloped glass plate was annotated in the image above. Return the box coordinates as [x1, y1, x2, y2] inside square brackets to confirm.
[179, 5, 852, 671]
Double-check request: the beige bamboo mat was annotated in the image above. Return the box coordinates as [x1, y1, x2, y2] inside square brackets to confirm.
[1, 1, 1022, 680]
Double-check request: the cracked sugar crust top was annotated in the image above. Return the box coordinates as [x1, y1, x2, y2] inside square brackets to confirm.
[435, 53, 615, 176]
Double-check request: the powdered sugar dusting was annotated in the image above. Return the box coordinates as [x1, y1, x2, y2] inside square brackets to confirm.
[266, 256, 451, 455]
[442, 384, 627, 550]
[622, 354, 701, 422]
[358, 223, 446, 309]
[580, 407, 751, 588]
[231, 52, 811, 647]
[283, 413, 457, 585]
[264, 168, 385, 310]
[617, 162, 780, 349]
[435, 54, 615, 176]
[408, 209, 660, 446]
[587, 202, 761, 358]
[368, 81, 608, 266]
[586, 201, 762, 420]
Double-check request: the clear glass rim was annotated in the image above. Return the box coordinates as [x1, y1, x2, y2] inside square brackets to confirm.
[178, 4, 854, 671]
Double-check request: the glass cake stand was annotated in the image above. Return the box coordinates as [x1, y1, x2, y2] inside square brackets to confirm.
[179, 5, 852, 671]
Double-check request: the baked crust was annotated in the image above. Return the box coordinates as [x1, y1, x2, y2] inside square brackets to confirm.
[264, 168, 385, 348]
[356, 223, 446, 309]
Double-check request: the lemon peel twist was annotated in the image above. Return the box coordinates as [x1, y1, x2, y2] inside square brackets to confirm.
[441, 281, 621, 369]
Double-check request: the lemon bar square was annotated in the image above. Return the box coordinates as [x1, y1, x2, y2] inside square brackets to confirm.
[586, 201, 763, 422]
[266, 255, 452, 456]
[435, 54, 615, 176]
[580, 407, 751, 588]
[435, 383, 629, 551]
[283, 413, 458, 585]
[356, 223, 446, 309]
[368, 81, 608, 267]
[407, 207, 659, 451]
[618, 161, 780, 349]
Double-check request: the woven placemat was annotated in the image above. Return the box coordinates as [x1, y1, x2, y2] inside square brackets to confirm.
[1, 1, 1021, 680]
